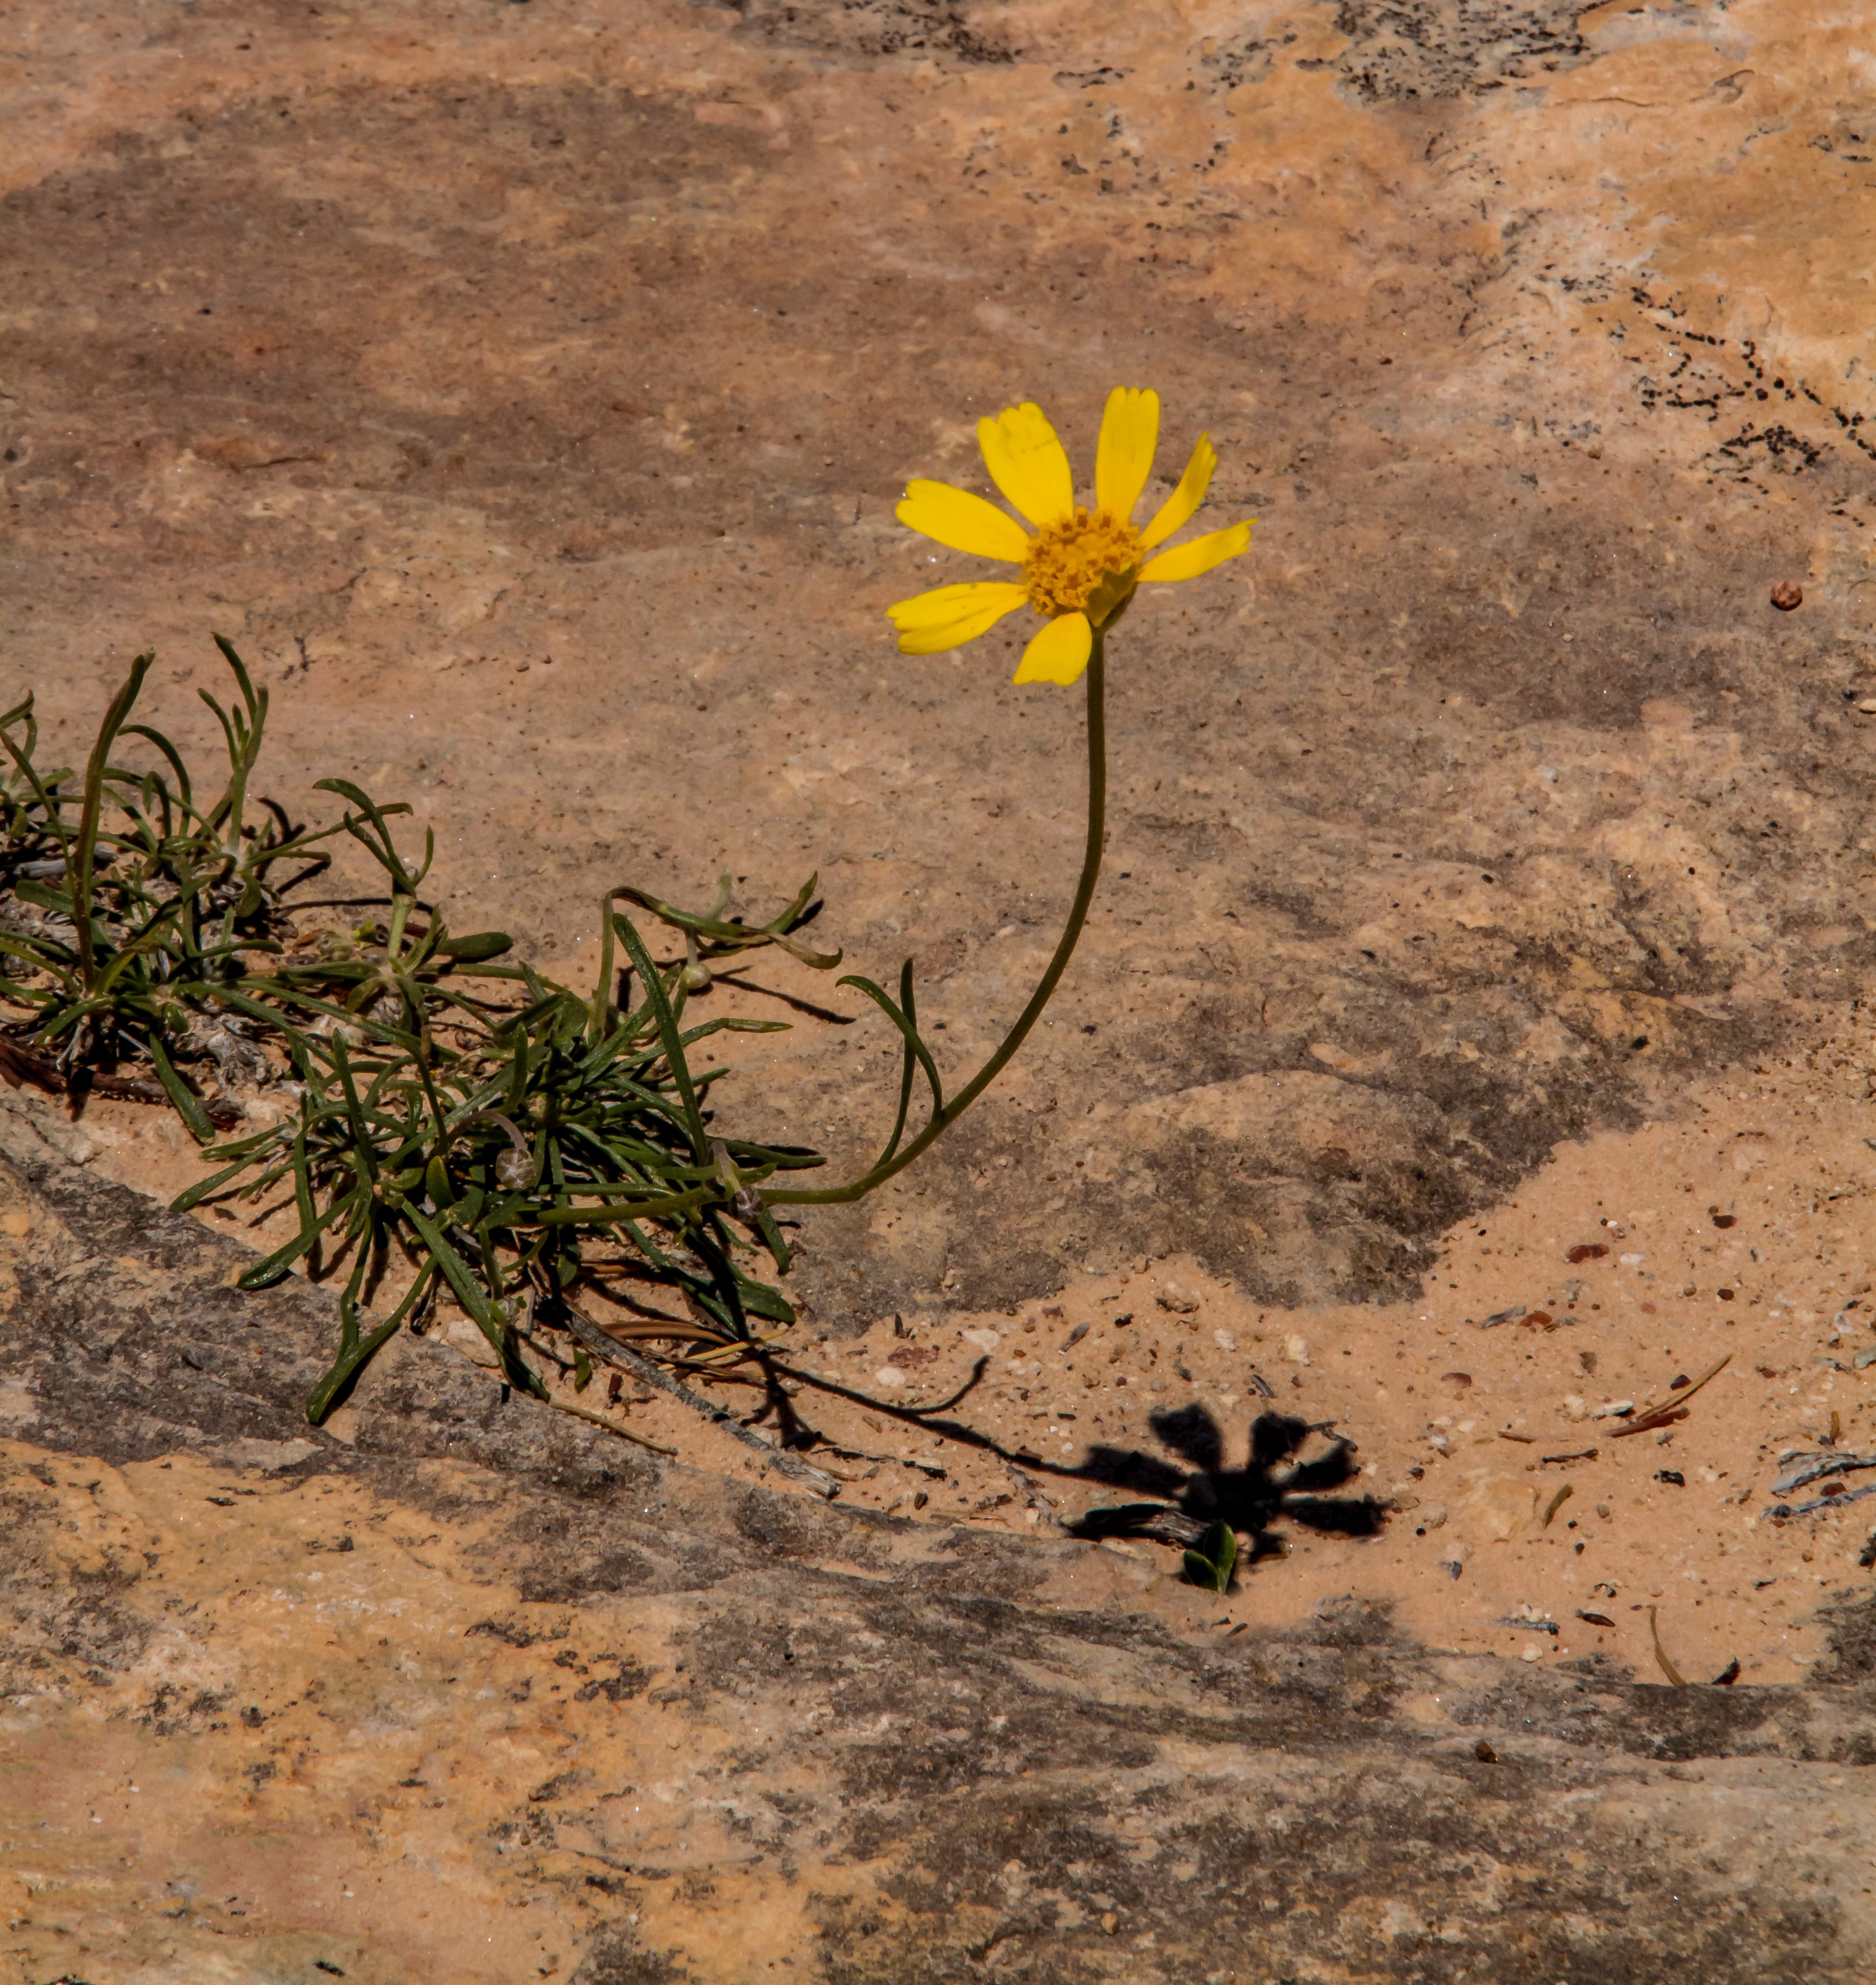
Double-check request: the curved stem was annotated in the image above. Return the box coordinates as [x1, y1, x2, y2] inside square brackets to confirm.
[768, 628, 1107, 1206]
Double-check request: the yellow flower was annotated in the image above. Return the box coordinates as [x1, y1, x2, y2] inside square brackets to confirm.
[887, 388, 1253, 686]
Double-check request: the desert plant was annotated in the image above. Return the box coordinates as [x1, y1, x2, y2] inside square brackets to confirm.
[767, 386, 1251, 1215]
[0, 640, 335, 1113]
[1, 385, 1253, 1450]
[0, 644, 832, 1419]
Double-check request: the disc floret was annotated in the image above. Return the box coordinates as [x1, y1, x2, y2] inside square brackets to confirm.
[1022, 507, 1142, 623]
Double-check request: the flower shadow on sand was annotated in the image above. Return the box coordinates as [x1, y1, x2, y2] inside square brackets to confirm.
[1066, 1404, 1392, 1560]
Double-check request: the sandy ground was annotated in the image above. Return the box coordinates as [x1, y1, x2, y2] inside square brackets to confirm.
[45, 990, 1876, 1689]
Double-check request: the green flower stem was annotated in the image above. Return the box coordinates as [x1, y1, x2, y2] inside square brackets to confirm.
[768, 625, 1108, 1208]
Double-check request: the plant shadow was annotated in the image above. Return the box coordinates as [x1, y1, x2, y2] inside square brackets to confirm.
[762, 1358, 1392, 1563]
[1064, 1402, 1391, 1560]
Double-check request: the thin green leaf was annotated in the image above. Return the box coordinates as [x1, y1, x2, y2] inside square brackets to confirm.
[237, 1180, 358, 1291]
[305, 1263, 435, 1425]
[148, 1033, 215, 1144]
[676, 1016, 791, 1045]
[607, 908, 707, 1160]
[168, 1153, 262, 1212]
[838, 963, 944, 1167]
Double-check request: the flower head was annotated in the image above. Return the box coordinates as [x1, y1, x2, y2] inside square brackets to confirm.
[888, 388, 1252, 685]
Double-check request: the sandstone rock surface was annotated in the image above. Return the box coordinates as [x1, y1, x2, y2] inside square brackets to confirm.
[5, 1096, 1876, 1982]
[6, 1, 1876, 1975]
[5, 0, 1874, 1322]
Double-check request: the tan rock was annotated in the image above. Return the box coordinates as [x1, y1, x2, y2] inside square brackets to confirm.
[1457, 1474, 1538, 1542]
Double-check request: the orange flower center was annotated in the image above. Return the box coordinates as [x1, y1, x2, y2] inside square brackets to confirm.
[1022, 508, 1142, 621]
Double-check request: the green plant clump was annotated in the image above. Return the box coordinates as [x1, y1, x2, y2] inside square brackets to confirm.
[0, 641, 840, 1420]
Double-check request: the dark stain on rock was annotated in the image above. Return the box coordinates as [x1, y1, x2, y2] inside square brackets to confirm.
[1332, 0, 1594, 103]
[729, 0, 1018, 65]
[571, 1923, 689, 1985]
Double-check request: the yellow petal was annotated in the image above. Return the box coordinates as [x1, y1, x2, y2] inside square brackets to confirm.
[887, 581, 1029, 655]
[1138, 520, 1253, 585]
[977, 401, 1075, 528]
[1095, 386, 1160, 521]
[1012, 612, 1093, 686]
[1138, 434, 1218, 551]
[896, 479, 1031, 562]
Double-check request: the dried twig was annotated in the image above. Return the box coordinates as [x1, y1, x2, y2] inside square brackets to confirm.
[1611, 1354, 1731, 1438]
[1770, 1449, 1876, 1497]
[1003, 1459, 1066, 1527]
[1763, 1479, 1876, 1521]
[776, 1354, 991, 1420]
[816, 1442, 947, 1480]
[1646, 1604, 1688, 1687]
[545, 1393, 677, 1456]
[557, 1300, 843, 1500]
[0, 1032, 242, 1124]
[1077, 1503, 1210, 1550]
